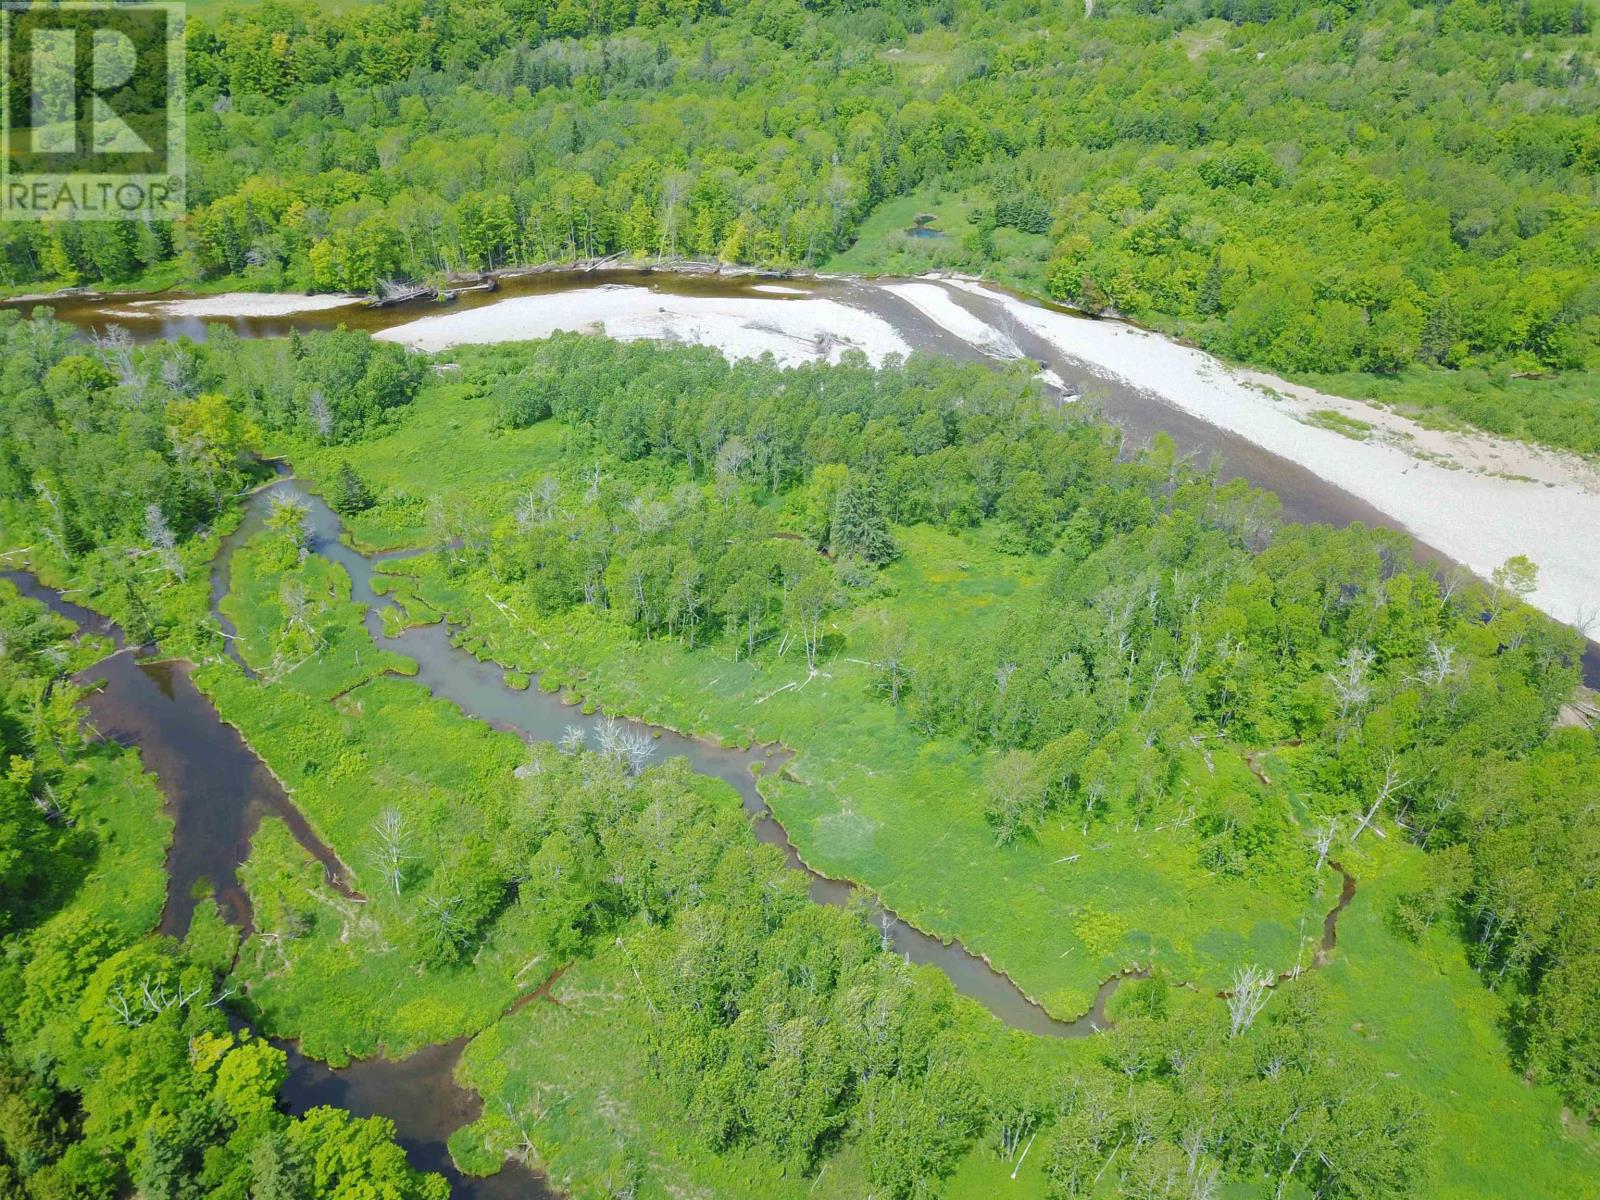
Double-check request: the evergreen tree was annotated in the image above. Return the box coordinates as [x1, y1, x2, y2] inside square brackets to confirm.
[830, 474, 897, 564]
[330, 461, 376, 516]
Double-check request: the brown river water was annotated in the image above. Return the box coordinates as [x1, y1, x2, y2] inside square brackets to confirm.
[6, 261, 1587, 1193]
[9, 270, 1594, 682]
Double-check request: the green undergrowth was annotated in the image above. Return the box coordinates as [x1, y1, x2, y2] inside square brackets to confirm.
[53, 750, 173, 940]
[201, 526, 539, 1061]
[1308, 829, 1599, 1197]
[374, 520, 1316, 1019]
[452, 943, 876, 1200]
[451, 942, 1074, 1200]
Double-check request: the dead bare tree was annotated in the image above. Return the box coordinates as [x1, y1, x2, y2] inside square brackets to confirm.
[107, 973, 207, 1028]
[92, 324, 141, 391]
[714, 436, 752, 495]
[145, 503, 185, 581]
[494, 1088, 569, 1164]
[367, 806, 413, 897]
[1416, 640, 1458, 687]
[594, 716, 625, 762]
[515, 475, 562, 530]
[307, 388, 334, 442]
[1327, 646, 1374, 740]
[1312, 817, 1337, 874]
[1352, 754, 1407, 842]
[870, 614, 911, 706]
[160, 349, 196, 396]
[618, 726, 656, 776]
[1226, 964, 1272, 1037]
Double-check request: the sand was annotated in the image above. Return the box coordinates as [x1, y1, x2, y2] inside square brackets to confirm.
[881, 281, 1022, 358]
[939, 278, 1600, 631]
[375, 285, 911, 367]
[104, 293, 364, 318]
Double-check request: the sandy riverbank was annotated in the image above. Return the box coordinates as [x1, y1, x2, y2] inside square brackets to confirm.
[881, 281, 1021, 358]
[374, 284, 911, 367]
[103, 293, 365, 318]
[934, 277, 1600, 631]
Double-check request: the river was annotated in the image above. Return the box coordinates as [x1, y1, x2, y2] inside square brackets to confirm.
[8, 271, 1595, 682]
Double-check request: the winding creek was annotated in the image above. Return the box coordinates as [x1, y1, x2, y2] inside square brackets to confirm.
[5, 467, 1366, 1195]
[253, 474, 1138, 1040]
[10, 264, 1590, 1192]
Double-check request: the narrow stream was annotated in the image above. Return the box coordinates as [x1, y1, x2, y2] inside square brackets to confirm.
[238, 476, 1133, 1040]
[1, 567, 552, 1200]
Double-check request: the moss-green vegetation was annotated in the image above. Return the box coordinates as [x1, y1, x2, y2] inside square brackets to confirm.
[1303, 409, 1375, 441]
[1316, 833, 1599, 1198]
[825, 187, 1053, 295]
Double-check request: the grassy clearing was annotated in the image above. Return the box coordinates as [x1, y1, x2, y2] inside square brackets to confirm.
[825, 189, 1051, 297]
[1311, 828, 1600, 1197]
[286, 375, 570, 553]
[58, 750, 173, 939]
[375, 518, 1317, 1018]
[204, 526, 540, 1061]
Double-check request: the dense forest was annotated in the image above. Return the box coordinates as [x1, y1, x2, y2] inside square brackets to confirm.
[4, 307, 1594, 1194]
[1, 0, 1596, 450]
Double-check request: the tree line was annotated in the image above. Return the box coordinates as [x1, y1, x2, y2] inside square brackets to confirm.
[0, 0, 1593, 449]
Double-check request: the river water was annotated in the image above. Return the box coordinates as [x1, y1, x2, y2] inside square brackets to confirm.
[9, 271, 1595, 682]
[1, 566, 553, 1200]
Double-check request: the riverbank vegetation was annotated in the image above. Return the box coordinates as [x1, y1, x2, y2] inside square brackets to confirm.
[0, 0, 1594, 453]
[2, 306, 1597, 1194]
[0, 579, 447, 1199]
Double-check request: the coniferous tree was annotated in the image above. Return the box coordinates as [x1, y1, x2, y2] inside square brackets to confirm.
[330, 461, 376, 515]
[830, 474, 897, 564]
